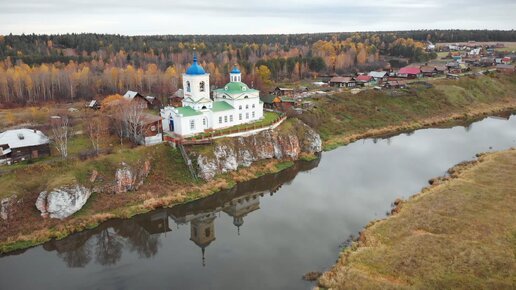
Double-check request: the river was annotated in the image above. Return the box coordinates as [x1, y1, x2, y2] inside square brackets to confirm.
[1, 115, 515, 290]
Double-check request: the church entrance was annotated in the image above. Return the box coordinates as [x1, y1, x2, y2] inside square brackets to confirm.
[169, 119, 174, 132]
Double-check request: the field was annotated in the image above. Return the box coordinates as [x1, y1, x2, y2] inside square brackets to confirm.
[318, 149, 516, 289]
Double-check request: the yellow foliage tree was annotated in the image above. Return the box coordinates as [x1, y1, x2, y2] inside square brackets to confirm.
[101, 94, 124, 110]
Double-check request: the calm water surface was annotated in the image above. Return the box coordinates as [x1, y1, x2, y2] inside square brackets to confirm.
[1, 115, 515, 290]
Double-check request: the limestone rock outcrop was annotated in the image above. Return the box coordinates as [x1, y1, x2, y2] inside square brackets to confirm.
[36, 185, 92, 219]
[195, 119, 322, 180]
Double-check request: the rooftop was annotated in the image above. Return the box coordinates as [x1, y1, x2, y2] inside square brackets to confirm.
[230, 65, 241, 74]
[0, 129, 50, 149]
[329, 76, 354, 83]
[398, 67, 422, 75]
[185, 54, 206, 75]
[176, 106, 203, 117]
[214, 81, 258, 95]
[212, 101, 235, 112]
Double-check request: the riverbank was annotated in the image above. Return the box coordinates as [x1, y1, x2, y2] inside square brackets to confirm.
[318, 149, 516, 289]
[297, 73, 516, 150]
[1, 73, 516, 254]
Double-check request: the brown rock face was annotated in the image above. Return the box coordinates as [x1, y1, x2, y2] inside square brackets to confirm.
[1, 195, 17, 221]
[114, 160, 152, 193]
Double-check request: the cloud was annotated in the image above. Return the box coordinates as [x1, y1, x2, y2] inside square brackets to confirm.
[0, 0, 514, 34]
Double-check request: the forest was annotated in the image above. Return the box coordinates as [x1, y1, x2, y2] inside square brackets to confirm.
[0, 30, 515, 105]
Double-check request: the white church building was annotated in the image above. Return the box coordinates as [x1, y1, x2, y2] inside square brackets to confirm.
[161, 54, 264, 137]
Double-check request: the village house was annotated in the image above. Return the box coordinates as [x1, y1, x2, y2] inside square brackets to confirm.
[329, 76, 356, 88]
[260, 95, 296, 111]
[161, 54, 264, 137]
[123, 91, 162, 110]
[271, 87, 295, 97]
[397, 67, 422, 79]
[383, 80, 407, 89]
[0, 129, 51, 165]
[420, 66, 438, 77]
[447, 62, 469, 74]
[355, 75, 375, 86]
[367, 71, 389, 83]
[168, 89, 184, 107]
[139, 113, 164, 145]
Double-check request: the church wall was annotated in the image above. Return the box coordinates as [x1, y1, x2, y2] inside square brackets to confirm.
[182, 73, 211, 102]
[212, 110, 238, 130]
[174, 114, 205, 136]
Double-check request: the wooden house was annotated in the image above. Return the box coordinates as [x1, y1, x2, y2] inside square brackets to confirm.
[260, 95, 295, 111]
[397, 67, 422, 79]
[383, 80, 407, 89]
[124, 90, 162, 110]
[368, 71, 389, 84]
[420, 66, 438, 77]
[0, 129, 51, 165]
[355, 75, 375, 86]
[272, 87, 295, 97]
[139, 114, 164, 145]
[329, 76, 356, 88]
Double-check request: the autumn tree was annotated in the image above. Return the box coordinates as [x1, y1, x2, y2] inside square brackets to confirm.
[86, 112, 108, 154]
[50, 115, 72, 159]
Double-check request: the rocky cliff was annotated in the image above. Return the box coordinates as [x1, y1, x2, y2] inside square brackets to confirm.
[193, 119, 322, 180]
[34, 160, 152, 219]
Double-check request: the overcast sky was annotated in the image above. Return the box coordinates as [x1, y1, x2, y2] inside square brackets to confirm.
[1, 0, 515, 35]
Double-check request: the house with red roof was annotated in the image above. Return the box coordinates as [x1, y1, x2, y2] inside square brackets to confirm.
[397, 67, 422, 79]
[355, 75, 375, 86]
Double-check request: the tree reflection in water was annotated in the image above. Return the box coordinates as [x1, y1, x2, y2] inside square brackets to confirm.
[34, 156, 321, 268]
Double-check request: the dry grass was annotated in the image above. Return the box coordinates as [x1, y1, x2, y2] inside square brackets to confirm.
[318, 149, 516, 290]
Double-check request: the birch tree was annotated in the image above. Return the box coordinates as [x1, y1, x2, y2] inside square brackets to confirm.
[51, 116, 72, 159]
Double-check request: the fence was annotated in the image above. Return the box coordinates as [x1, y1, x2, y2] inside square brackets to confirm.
[165, 113, 287, 146]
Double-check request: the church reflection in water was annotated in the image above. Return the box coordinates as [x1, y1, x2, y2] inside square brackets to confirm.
[24, 156, 320, 268]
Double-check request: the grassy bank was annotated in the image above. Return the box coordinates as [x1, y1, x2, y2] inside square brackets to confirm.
[0, 143, 298, 254]
[297, 73, 516, 150]
[318, 149, 516, 289]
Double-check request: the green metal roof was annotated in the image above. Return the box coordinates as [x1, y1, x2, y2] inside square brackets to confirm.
[212, 101, 234, 112]
[176, 106, 202, 117]
[214, 81, 259, 95]
[280, 96, 296, 103]
[260, 95, 277, 104]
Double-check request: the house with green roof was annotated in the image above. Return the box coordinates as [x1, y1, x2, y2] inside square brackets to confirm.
[160, 54, 264, 137]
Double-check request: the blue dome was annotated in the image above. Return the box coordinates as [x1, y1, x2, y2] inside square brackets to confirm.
[230, 66, 241, 74]
[186, 55, 206, 75]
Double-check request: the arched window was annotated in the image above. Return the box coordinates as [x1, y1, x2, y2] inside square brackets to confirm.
[245, 105, 249, 109]
[200, 81, 205, 92]
[186, 81, 191, 92]
[239, 105, 242, 110]
[252, 104, 255, 108]
[244, 95, 248, 98]
[201, 106, 207, 109]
